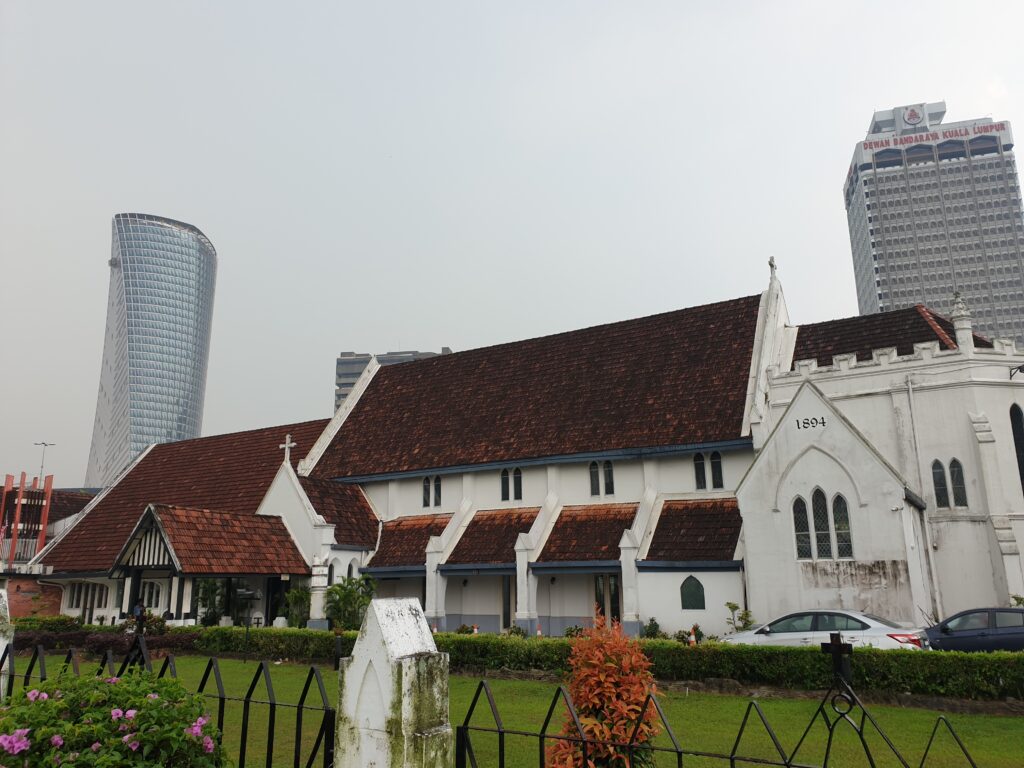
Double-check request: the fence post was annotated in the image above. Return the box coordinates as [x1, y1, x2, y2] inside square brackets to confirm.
[455, 725, 467, 768]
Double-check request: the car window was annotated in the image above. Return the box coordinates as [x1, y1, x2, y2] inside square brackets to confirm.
[769, 614, 814, 633]
[818, 613, 868, 632]
[995, 611, 1024, 629]
[946, 611, 990, 631]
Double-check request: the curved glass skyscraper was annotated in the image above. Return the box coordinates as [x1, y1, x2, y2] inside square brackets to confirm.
[84, 214, 217, 487]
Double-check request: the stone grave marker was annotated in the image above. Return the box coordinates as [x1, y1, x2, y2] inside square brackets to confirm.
[336, 597, 451, 767]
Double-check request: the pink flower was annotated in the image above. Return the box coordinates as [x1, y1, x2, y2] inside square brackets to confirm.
[121, 733, 136, 744]
[128, 741, 140, 752]
[196, 716, 208, 727]
[104, 677, 120, 684]
[50, 735, 63, 747]
[91, 742, 101, 752]
[0, 729, 31, 755]
[203, 735, 215, 753]
[146, 693, 159, 700]
[111, 708, 123, 720]
[125, 709, 137, 720]
[118, 724, 128, 732]
[185, 724, 202, 737]
[26, 690, 40, 702]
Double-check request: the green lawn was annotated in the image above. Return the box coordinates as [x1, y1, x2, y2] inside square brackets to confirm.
[11, 654, 1021, 767]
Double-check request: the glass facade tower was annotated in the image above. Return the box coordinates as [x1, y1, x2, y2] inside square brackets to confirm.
[84, 214, 217, 487]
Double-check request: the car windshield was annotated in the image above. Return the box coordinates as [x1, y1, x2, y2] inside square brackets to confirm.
[862, 613, 902, 629]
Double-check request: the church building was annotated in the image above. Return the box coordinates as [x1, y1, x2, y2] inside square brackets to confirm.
[28, 266, 1024, 636]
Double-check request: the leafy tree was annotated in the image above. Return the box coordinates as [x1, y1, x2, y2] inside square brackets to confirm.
[196, 580, 223, 627]
[324, 576, 375, 630]
[284, 587, 311, 628]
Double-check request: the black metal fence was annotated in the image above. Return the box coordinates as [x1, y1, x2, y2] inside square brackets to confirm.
[0, 636, 335, 768]
[455, 634, 979, 768]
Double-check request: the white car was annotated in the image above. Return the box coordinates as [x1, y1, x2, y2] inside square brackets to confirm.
[721, 609, 926, 650]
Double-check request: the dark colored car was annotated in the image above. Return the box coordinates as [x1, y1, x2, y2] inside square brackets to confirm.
[925, 607, 1024, 651]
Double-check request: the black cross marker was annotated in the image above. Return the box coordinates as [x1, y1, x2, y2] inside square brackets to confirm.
[821, 632, 853, 684]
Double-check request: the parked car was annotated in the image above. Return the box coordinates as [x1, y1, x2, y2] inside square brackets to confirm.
[720, 609, 926, 650]
[924, 607, 1024, 652]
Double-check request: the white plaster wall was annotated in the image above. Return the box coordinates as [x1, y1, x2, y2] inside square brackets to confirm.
[929, 519, 1004, 613]
[373, 475, 466, 519]
[255, 466, 319, 564]
[374, 578, 425, 603]
[444, 576, 504, 632]
[654, 452, 753, 494]
[536, 574, 594, 635]
[472, 467, 548, 509]
[556, 460, 644, 505]
[636, 571, 743, 637]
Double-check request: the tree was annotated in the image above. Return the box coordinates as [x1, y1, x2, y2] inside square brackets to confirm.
[196, 579, 223, 627]
[324, 576, 375, 630]
[284, 587, 311, 628]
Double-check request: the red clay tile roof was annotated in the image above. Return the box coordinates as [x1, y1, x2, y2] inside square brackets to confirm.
[151, 505, 309, 575]
[42, 419, 329, 573]
[792, 305, 993, 370]
[645, 499, 741, 561]
[312, 295, 763, 479]
[538, 503, 637, 562]
[446, 508, 540, 565]
[298, 478, 378, 548]
[366, 514, 451, 569]
[48, 490, 96, 523]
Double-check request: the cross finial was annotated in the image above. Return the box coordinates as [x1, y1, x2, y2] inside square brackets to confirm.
[279, 433, 297, 464]
[768, 256, 777, 278]
[820, 631, 853, 684]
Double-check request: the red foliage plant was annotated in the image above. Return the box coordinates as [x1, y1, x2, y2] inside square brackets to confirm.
[548, 613, 660, 767]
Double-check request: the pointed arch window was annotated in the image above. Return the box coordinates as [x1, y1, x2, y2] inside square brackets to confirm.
[811, 489, 832, 559]
[589, 462, 600, 496]
[680, 576, 705, 610]
[833, 494, 853, 558]
[433, 476, 442, 507]
[932, 460, 950, 508]
[1012, 405, 1024, 498]
[793, 497, 812, 558]
[710, 452, 724, 489]
[694, 454, 706, 490]
[513, 468, 523, 501]
[603, 461, 615, 495]
[949, 459, 968, 507]
[422, 477, 431, 508]
[500, 469, 510, 501]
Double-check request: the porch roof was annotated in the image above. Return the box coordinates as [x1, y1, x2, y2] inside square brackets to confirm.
[537, 503, 638, 562]
[366, 513, 452, 568]
[644, 498, 741, 562]
[446, 507, 540, 566]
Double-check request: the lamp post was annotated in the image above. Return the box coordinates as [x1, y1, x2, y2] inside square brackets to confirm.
[33, 441, 55, 480]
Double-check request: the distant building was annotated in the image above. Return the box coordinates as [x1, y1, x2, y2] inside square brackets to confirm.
[84, 214, 217, 487]
[844, 102, 1024, 341]
[335, 349, 452, 410]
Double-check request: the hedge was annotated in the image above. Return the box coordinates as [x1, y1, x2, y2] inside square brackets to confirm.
[8, 625, 1024, 700]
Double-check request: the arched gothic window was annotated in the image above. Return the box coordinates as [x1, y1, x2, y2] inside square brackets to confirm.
[422, 477, 431, 508]
[513, 468, 523, 501]
[500, 469, 510, 501]
[694, 454, 706, 490]
[1012, 405, 1024, 498]
[949, 459, 968, 507]
[811, 489, 832, 558]
[793, 497, 812, 558]
[710, 452, 724, 489]
[433, 476, 442, 507]
[603, 461, 615, 495]
[589, 462, 600, 496]
[832, 494, 853, 558]
[680, 576, 705, 610]
[932, 460, 950, 508]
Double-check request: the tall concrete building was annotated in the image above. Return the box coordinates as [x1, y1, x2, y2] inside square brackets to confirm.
[335, 349, 451, 410]
[845, 102, 1024, 341]
[84, 214, 217, 487]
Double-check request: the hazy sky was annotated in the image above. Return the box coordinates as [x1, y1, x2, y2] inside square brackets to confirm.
[2, 2, 1023, 484]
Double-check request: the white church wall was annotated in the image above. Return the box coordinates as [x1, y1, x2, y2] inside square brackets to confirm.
[374, 577, 425, 604]
[472, 466, 548, 509]
[255, 465, 322, 565]
[636, 570, 742, 637]
[535, 573, 594, 636]
[444, 576, 504, 633]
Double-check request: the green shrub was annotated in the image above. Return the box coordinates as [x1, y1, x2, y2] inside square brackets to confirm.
[195, 579, 223, 627]
[0, 670, 227, 766]
[641, 617, 668, 639]
[13, 615, 84, 633]
[324, 576, 375, 631]
[191, 626, 340, 661]
[506, 625, 527, 638]
[284, 588, 311, 628]
[563, 625, 584, 638]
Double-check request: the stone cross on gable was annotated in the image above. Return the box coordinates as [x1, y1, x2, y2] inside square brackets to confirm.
[279, 434, 297, 464]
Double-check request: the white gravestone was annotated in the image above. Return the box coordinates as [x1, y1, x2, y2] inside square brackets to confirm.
[308, 557, 329, 630]
[336, 598, 451, 768]
[0, 590, 12, 701]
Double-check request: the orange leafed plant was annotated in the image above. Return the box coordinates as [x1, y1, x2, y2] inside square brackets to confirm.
[547, 613, 660, 767]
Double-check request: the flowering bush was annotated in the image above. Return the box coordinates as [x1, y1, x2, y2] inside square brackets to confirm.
[548, 614, 660, 767]
[0, 672, 226, 766]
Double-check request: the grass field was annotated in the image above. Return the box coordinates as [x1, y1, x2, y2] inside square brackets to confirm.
[11, 654, 1022, 767]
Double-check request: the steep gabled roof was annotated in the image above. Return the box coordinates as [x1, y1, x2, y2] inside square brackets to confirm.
[311, 295, 763, 479]
[366, 514, 451, 569]
[446, 508, 540, 565]
[792, 305, 992, 369]
[148, 505, 309, 575]
[537, 503, 638, 562]
[644, 499, 741, 561]
[41, 419, 328, 573]
[297, 477, 378, 548]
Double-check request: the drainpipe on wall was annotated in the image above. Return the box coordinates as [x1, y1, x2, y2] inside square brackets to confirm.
[906, 374, 943, 620]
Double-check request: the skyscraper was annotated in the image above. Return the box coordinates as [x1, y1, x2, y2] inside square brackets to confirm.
[84, 214, 217, 487]
[335, 348, 452, 410]
[845, 102, 1024, 341]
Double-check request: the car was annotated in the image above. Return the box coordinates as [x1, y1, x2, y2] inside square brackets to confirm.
[924, 607, 1024, 652]
[720, 609, 926, 650]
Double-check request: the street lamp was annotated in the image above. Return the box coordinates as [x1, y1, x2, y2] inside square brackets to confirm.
[33, 442, 55, 480]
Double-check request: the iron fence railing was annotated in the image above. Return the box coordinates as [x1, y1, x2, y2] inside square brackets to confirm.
[0, 636, 335, 768]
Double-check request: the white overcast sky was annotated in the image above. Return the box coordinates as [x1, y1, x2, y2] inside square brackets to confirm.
[2, 2, 1023, 484]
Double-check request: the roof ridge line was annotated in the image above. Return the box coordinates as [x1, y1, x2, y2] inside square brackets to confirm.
[915, 304, 957, 349]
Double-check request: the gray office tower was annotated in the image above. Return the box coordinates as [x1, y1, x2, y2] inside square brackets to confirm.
[335, 349, 452, 410]
[84, 214, 217, 487]
[845, 102, 1024, 341]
